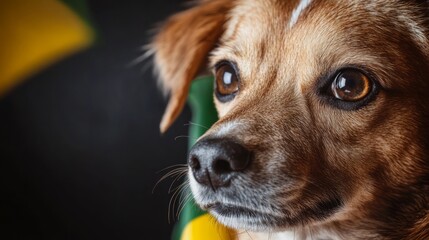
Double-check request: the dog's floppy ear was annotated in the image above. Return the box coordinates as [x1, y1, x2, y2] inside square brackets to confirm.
[151, 0, 232, 133]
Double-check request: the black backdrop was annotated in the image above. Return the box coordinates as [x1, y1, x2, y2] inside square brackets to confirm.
[0, 0, 191, 239]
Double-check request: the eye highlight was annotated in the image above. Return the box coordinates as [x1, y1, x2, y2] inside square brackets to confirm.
[214, 61, 239, 102]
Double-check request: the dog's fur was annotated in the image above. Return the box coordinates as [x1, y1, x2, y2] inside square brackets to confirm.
[150, 0, 429, 239]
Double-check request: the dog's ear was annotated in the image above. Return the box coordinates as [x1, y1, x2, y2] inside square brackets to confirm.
[151, 0, 232, 133]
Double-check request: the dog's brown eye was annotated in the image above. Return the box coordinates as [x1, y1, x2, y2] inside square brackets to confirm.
[215, 63, 239, 102]
[331, 70, 371, 102]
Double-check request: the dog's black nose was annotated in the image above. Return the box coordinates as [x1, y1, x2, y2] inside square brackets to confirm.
[188, 138, 251, 190]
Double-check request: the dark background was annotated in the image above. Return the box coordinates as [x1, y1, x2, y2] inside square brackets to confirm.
[0, 0, 191, 239]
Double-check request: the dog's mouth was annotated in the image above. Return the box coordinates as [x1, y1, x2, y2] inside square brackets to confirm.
[189, 161, 344, 230]
[202, 202, 285, 230]
[199, 195, 344, 231]
[205, 202, 271, 218]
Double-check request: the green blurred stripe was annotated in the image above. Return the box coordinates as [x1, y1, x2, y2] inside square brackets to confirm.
[60, 0, 92, 26]
[171, 76, 218, 240]
[60, 0, 98, 41]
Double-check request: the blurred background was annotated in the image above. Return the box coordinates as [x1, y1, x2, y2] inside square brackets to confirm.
[0, 0, 191, 239]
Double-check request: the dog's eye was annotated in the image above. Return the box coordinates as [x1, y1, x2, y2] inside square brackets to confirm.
[331, 69, 371, 102]
[319, 68, 379, 110]
[215, 62, 239, 102]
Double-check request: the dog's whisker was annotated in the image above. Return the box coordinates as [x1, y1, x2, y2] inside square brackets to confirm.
[174, 135, 199, 142]
[176, 190, 192, 218]
[162, 168, 187, 180]
[184, 121, 209, 130]
[171, 182, 186, 210]
[170, 182, 189, 221]
[174, 135, 191, 141]
[176, 193, 191, 218]
[168, 171, 188, 193]
[152, 165, 187, 193]
[168, 181, 186, 223]
[168, 176, 190, 194]
[246, 230, 254, 240]
[153, 170, 184, 194]
[175, 187, 189, 218]
[155, 164, 188, 173]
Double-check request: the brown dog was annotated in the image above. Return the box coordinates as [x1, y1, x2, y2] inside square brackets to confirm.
[150, 0, 429, 239]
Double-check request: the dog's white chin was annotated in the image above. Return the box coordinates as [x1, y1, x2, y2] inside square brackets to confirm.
[188, 172, 277, 231]
[188, 170, 302, 234]
[210, 211, 275, 232]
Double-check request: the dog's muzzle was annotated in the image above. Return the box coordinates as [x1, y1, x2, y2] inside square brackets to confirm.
[188, 138, 251, 190]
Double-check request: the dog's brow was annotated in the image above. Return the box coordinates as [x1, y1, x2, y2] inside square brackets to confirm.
[288, 0, 313, 29]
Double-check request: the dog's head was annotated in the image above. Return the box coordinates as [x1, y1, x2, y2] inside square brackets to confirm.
[151, 0, 429, 237]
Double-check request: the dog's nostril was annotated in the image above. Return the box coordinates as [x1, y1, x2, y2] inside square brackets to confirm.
[213, 158, 232, 174]
[189, 155, 201, 170]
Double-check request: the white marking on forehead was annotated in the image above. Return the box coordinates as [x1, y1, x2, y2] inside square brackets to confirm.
[288, 0, 313, 29]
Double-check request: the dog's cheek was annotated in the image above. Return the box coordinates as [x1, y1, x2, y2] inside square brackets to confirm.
[310, 96, 426, 218]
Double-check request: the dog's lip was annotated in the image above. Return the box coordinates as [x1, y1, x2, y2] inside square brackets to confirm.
[205, 202, 272, 218]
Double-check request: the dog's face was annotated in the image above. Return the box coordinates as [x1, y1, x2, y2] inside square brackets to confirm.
[151, 0, 429, 237]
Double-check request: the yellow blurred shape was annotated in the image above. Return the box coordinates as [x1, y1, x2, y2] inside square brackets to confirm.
[181, 213, 234, 240]
[0, 0, 93, 96]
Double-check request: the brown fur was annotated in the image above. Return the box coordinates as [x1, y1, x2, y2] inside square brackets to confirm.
[150, 0, 429, 239]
